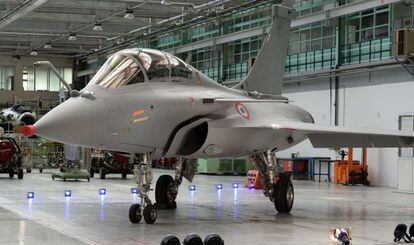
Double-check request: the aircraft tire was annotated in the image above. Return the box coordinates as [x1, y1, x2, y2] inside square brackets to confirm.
[161, 235, 181, 245]
[121, 171, 127, 179]
[143, 204, 157, 224]
[183, 234, 203, 245]
[129, 204, 142, 223]
[155, 175, 177, 209]
[204, 234, 224, 245]
[274, 173, 294, 213]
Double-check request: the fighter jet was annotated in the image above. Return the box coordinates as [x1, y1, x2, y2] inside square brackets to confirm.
[22, 0, 414, 224]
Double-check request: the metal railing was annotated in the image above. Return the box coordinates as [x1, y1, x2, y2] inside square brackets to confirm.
[340, 37, 391, 65]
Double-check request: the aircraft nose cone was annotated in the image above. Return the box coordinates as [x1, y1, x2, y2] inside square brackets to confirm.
[22, 125, 36, 137]
[33, 98, 106, 147]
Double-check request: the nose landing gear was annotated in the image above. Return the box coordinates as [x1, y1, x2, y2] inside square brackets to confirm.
[129, 154, 158, 224]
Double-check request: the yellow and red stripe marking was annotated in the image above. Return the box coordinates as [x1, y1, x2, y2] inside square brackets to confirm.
[131, 108, 149, 124]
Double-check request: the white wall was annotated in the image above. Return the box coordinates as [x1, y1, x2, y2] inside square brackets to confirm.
[0, 55, 73, 107]
[279, 66, 414, 188]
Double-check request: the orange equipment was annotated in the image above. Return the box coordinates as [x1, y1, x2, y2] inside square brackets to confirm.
[334, 148, 369, 186]
[245, 169, 263, 189]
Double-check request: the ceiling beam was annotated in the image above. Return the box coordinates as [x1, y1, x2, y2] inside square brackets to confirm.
[0, 0, 48, 30]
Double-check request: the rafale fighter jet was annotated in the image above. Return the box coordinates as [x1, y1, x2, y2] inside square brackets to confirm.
[22, 0, 414, 224]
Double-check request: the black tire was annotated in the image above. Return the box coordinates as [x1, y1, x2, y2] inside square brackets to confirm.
[39, 168, 43, 173]
[26, 169, 32, 173]
[99, 168, 106, 179]
[155, 175, 177, 209]
[121, 172, 127, 179]
[9, 170, 14, 179]
[87, 177, 90, 182]
[274, 173, 294, 213]
[143, 204, 157, 224]
[183, 234, 203, 245]
[89, 168, 95, 178]
[129, 204, 142, 223]
[52, 176, 55, 180]
[63, 178, 66, 182]
[204, 234, 224, 245]
[161, 235, 180, 245]
[17, 169, 23, 179]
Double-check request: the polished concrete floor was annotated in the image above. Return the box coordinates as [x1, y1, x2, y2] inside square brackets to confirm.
[0, 169, 412, 245]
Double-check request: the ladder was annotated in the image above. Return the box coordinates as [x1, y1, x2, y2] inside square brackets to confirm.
[395, 53, 414, 76]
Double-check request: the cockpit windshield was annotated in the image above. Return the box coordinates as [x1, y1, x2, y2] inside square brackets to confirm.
[90, 54, 145, 89]
[89, 48, 192, 89]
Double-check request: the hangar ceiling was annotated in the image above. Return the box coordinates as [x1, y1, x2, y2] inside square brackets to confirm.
[0, 0, 249, 57]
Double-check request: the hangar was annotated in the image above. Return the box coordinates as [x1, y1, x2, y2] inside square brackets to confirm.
[0, 0, 414, 244]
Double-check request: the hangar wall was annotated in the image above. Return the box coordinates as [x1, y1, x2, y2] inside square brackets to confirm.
[0, 55, 73, 108]
[278, 66, 414, 188]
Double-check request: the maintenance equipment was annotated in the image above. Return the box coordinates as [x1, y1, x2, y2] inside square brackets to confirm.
[51, 146, 90, 182]
[90, 150, 132, 179]
[0, 135, 24, 179]
[334, 148, 369, 186]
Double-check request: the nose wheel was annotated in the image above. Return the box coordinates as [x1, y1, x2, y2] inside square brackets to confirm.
[129, 202, 157, 224]
[129, 153, 158, 224]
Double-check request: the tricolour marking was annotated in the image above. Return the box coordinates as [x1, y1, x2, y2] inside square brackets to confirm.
[235, 102, 250, 119]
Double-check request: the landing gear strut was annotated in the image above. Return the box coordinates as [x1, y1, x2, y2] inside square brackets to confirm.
[155, 158, 185, 209]
[250, 150, 294, 213]
[129, 154, 157, 224]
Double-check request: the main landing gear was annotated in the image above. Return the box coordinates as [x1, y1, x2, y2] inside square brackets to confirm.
[250, 150, 294, 213]
[129, 156, 186, 224]
[155, 158, 185, 210]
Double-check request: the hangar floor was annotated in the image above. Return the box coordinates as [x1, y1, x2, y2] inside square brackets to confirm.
[0, 169, 412, 245]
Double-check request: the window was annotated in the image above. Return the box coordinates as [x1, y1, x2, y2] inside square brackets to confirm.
[0, 66, 14, 91]
[346, 6, 390, 44]
[399, 115, 414, 157]
[190, 46, 219, 81]
[23, 67, 73, 92]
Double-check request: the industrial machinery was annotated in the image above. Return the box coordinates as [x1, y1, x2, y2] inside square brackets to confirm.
[0, 105, 36, 132]
[334, 148, 369, 186]
[90, 150, 132, 179]
[0, 134, 24, 179]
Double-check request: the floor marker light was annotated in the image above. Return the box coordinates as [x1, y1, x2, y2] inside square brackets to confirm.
[64, 190, 72, 197]
[27, 192, 34, 199]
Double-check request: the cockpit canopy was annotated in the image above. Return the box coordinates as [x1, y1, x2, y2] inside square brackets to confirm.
[89, 49, 192, 89]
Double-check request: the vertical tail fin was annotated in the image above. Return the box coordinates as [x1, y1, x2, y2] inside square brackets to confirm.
[236, 1, 294, 95]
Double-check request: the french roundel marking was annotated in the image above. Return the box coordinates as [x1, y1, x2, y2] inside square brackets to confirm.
[235, 102, 250, 119]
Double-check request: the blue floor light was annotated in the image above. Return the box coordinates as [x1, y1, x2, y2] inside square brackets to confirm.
[27, 192, 34, 199]
[216, 184, 223, 190]
[232, 183, 239, 189]
[64, 190, 72, 197]
[99, 189, 107, 195]
[189, 185, 196, 191]
[130, 188, 139, 194]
